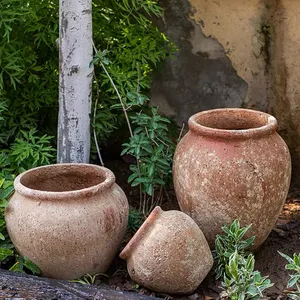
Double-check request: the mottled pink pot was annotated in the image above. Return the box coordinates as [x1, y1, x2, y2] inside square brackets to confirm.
[173, 109, 291, 249]
[5, 164, 129, 279]
[120, 206, 213, 295]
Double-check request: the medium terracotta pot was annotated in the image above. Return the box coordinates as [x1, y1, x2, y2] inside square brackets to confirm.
[5, 163, 129, 279]
[120, 206, 213, 295]
[173, 108, 291, 249]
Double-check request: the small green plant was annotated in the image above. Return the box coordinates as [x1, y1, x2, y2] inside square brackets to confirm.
[70, 273, 108, 285]
[214, 220, 255, 279]
[214, 220, 273, 299]
[122, 108, 175, 214]
[278, 251, 300, 299]
[127, 208, 144, 233]
[222, 251, 273, 300]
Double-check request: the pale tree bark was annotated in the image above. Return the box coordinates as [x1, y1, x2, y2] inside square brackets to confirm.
[57, 0, 93, 163]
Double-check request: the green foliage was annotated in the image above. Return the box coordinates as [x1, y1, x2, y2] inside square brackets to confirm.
[122, 108, 174, 196]
[0, 0, 59, 151]
[9, 128, 56, 171]
[9, 255, 40, 275]
[92, 2, 177, 214]
[0, 0, 174, 158]
[92, 0, 176, 144]
[214, 220, 273, 299]
[278, 251, 300, 299]
[127, 208, 144, 233]
[222, 251, 273, 300]
[214, 220, 255, 279]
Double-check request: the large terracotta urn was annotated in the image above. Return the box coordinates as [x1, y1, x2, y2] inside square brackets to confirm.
[173, 108, 291, 249]
[120, 206, 213, 294]
[5, 163, 129, 279]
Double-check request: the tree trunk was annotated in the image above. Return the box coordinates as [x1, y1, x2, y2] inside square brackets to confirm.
[57, 0, 93, 163]
[0, 269, 160, 300]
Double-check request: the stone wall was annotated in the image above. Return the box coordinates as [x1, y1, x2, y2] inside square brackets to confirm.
[151, 0, 300, 187]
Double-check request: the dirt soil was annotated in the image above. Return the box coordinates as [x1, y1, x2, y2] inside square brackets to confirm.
[102, 159, 300, 300]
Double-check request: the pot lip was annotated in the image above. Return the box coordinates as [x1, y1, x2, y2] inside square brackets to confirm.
[120, 206, 162, 260]
[14, 163, 115, 200]
[188, 108, 277, 140]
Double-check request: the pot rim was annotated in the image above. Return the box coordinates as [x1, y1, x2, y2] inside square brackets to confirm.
[14, 163, 115, 200]
[120, 206, 162, 260]
[188, 108, 277, 140]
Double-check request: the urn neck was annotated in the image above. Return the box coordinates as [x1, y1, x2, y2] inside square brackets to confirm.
[14, 163, 115, 201]
[188, 109, 277, 140]
[120, 206, 162, 260]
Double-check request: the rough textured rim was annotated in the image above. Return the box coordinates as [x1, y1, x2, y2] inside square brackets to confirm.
[188, 108, 277, 140]
[120, 206, 162, 260]
[14, 163, 115, 201]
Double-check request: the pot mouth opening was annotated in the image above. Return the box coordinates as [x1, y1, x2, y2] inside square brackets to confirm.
[14, 164, 115, 200]
[189, 109, 277, 139]
[120, 206, 162, 260]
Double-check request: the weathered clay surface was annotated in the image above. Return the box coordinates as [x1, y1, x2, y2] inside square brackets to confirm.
[5, 164, 129, 280]
[173, 109, 291, 249]
[120, 206, 213, 295]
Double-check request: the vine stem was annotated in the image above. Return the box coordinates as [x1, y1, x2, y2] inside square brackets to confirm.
[99, 61, 134, 138]
[92, 41, 133, 138]
[92, 41, 143, 204]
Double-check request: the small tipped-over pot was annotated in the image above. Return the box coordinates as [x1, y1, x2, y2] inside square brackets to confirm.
[120, 206, 213, 295]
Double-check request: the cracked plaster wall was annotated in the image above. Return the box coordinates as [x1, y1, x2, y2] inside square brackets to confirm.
[151, 0, 300, 186]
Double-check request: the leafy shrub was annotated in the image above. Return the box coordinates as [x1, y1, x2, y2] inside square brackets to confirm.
[92, 0, 176, 145]
[278, 251, 300, 299]
[222, 251, 273, 300]
[214, 220, 255, 279]
[214, 220, 273, 299]
[0, 0, 59, 150]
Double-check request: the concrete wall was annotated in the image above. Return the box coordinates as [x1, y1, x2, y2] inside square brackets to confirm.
[151, 0, 300, 187]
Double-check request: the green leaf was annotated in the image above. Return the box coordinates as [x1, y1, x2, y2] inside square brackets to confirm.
[0, 247, 14, 261]
[288, 275, 300, 288]
[278, 251, 295, 265]
[131, 177, 150, 187]
[0, 186, 14, 199]
[23, 256, 40, 275]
